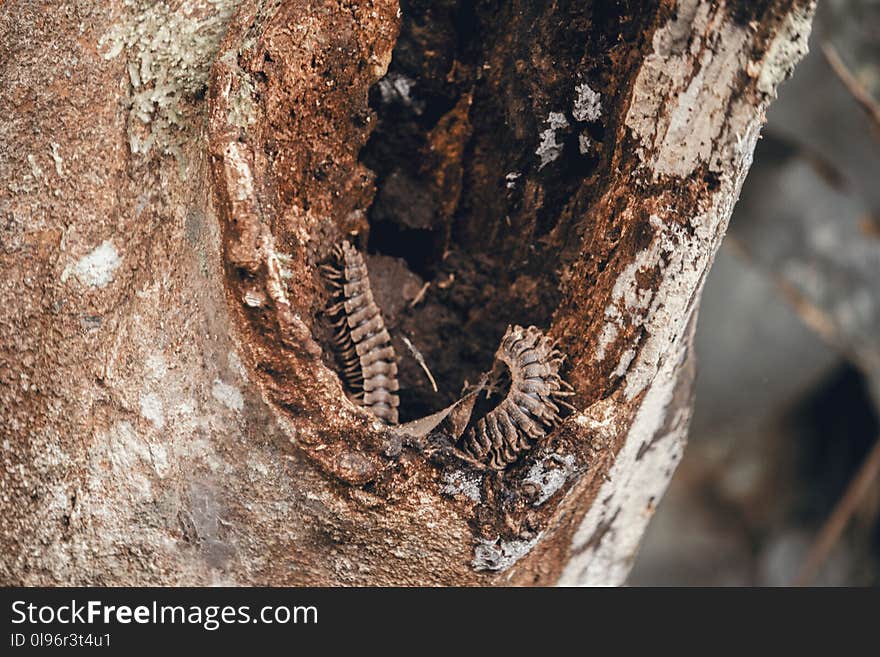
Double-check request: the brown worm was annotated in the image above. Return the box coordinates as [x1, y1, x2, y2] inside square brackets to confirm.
[461, 325, 575, 470]
[321, 241, 400, 424]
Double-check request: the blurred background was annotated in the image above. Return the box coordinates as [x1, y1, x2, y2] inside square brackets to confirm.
[629, 0, 880, 586]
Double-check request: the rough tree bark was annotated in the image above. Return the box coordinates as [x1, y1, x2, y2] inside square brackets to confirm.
[0, 0, 814, 585]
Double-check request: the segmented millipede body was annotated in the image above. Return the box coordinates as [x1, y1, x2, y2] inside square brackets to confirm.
[461, 325, 575, 470]
[321, 241, 400, 424]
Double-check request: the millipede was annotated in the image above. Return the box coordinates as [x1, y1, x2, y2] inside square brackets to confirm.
[461, 325, 575, 470]
[321, 240, 400, 424]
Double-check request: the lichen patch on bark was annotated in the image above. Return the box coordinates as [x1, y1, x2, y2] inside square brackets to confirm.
[99, 0, 240, 159]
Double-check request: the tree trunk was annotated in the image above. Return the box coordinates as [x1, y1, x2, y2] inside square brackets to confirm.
[0, 0, 814, 585]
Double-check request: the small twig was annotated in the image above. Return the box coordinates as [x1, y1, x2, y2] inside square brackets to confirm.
[437, 273, 455, 289]
[821, 41, 880, 134]
[794, 435, 880, 586]
[402, 335, 438, 392]
[408, 281, 430, 308]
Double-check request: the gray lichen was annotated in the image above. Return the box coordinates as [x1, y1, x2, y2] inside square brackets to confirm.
[536, 111, 569, 169]
[378, 72, 424, 114]
[522, 454, 576, 506]
[440, 470, 482, 503]
[98, 0, 240, 159]
[473, 534, 542, 572]
[572, 82, 601, 122]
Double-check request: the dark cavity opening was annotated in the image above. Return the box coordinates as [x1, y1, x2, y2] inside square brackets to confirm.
[352, 1, 654, 421]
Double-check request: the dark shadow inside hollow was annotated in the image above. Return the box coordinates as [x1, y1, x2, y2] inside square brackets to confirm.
[353, 0, 659, 422]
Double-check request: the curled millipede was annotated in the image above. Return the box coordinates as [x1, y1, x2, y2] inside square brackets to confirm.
[321, 241, 400, 424]
[461, 325, 575, 470]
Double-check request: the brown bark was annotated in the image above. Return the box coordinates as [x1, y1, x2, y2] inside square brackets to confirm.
[0, 0, 814, 585]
